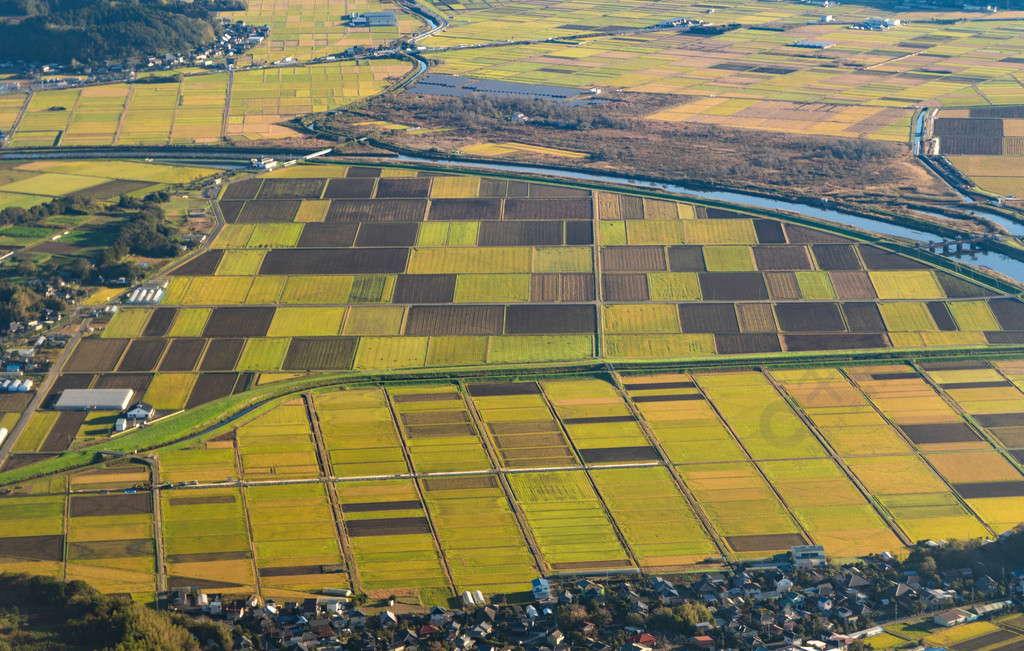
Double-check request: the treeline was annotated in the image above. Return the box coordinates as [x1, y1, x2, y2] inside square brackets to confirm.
[0, 195, 91, 227]
[0, 573, 233, 650]
[0, 277, 65, 327]
[95, 192, 181, 280]
[0, 0, 242, 64]
[363, 93, 633, 132]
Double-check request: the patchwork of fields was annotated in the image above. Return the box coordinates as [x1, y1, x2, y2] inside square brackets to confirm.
[5, 360, 1024, 603]
[3, 59, 410, 146]
[42, 166, 1021, 401]
[420, 0, 1024, 141]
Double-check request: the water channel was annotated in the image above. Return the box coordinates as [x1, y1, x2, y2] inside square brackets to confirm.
[396, 155, 1024, 284]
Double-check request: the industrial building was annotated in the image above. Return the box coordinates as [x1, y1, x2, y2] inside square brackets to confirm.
[54, 389, 135, 412]
[348, 11, 397, 27]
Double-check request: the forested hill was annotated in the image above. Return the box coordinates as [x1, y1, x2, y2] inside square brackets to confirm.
[0, 0, 241, 65]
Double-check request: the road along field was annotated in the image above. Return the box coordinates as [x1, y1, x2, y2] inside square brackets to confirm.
[6, 359, 1024, 605]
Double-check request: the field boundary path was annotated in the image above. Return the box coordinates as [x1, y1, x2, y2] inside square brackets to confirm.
[912, 359, 1024, 477]
[382, 389, 458, 595]
[838, 367, 997, 538]
[765, 371, 914, 546]
[691, 374, 817, 547]
[608, 369, 731, 561]
[112, 84, 134, 146]
[221, 70, 233, 140]
[302, 393, 360, 592]
[536, 382, 642, 572]
[458, 379, 548, 575]
[165, 83, 185, 146]
[6, 91, 32, 145]
[54, 91, 83, 147]
[147, 455, 167, 593]
[233, 438, 266, 601]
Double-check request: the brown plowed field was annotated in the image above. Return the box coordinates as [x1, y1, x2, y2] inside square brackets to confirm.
[200, 338, 246, 371]
[65, 338, 129, 372]
[347, 167, 382, 178]
[406, 305, 504, 335]
[505, 304, 596, 334]
[323, 178, 376, 199]
[355, 222, 420, 247]
[469, 382, 541, 397]
[566, 221, 593, 245]
[218, 201, 245, 223]
[504, 198, 592, 221]
[858, 245, 928, 270]
[775, 302, 845, 332]
[39, 412, 87, 452]
[203, 307, 275, 338]
[392, 274, 457, 303]
[679, 303, 739, 333]
[900, 423, 980, 444]
[346, 517, 431, 536]
[259, 248, 408, 275]
[282, 337, 357, 370]
[668, 245, 706, 272]
[70, 492, 152, 517]
[830, 271, 877, 299]
[0, 535, 63, 561]
[714, 333, 782, 354]
[927, 302, 958, 331]
[699, 273, 768, 300]
[783, 333, 889, 351]
[376, 178, 431, 198]
[562, 274, 596, 301]
[236, 200, 301, 223]
[429, 198, 502, 221]
[479, 221, 562, 246]
[726, 533, 805, 552]
[531, 274, 559, 302]
[326, 199, 427, 222]
[168, 251, 223, 276]
[842, 303, 886, 331]
[602, 246, 666, 271]
[753, 219, 786, 244]
[185, 373, 239, 409]
[811, 244, 862, 271]
[298, 223, 358, 247]
[752, 246, 812, 271]
[117, 339, 168, 372]
[603, 274, 649, 301]
[142, 308, 177, 337]
[159, 338, 207, 371]
[221, 178, 262, 200]
[764, 272, 801, 300]
[578, 446, 660, 463]
[94, 373, 153, 396]
[736, 303, 777, 332]
[257, 178, 326, 200]
[989, 299, 1024, 330]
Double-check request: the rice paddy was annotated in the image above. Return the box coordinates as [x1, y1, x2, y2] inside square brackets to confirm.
[3, 164, 1024, 604]
[2, 59, 411, 147]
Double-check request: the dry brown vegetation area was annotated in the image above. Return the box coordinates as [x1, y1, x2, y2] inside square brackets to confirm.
[325, 93, 959, 212]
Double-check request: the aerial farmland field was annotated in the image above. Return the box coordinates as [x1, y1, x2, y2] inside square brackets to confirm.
[1, 160, 1024, 609]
